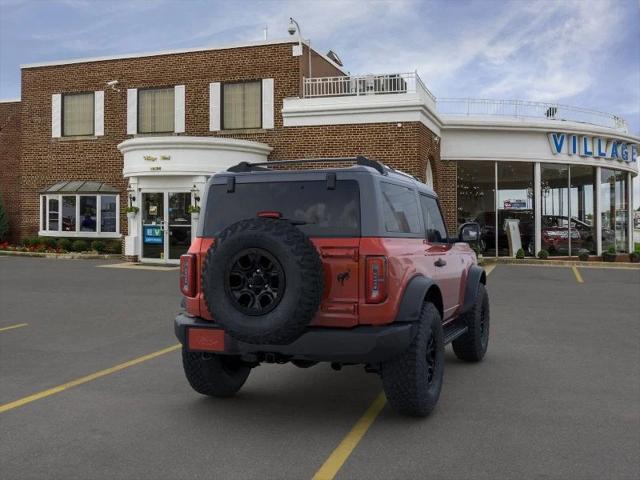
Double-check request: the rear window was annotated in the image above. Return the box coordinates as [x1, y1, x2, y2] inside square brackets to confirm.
[204, 180, 361, 237]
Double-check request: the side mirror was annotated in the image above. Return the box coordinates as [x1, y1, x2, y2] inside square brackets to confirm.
[459, 222, 481, 243]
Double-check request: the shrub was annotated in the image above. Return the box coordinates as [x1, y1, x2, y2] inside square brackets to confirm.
[607, 245, 616, 254]
[515, 248, 525, 259]
[106, 240, 122, 254]
[58, 238, 73, 252]
[91, 240, 106, 253]
[630, 252, 640, 263]
[577, 250, 589, 262]
[40, 237, 57, 249]
[0, 195, 9, 242]
[22, 237, 36, 247]
[71, 239, 89, 252]
[537, 249, 549, 260]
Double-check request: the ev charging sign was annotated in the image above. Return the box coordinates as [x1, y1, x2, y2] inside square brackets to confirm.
[548, 132, 638, 164]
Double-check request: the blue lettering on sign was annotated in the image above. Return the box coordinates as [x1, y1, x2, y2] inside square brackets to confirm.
[143, 226, 163, 245]
[569, 135, 578, 155]
[620, 143, 628, 162]
[549, 133, 565, 154]
[609, 141, 619, 159]
[595, 138, 607, 157]
[631, 144, 638, 163]
[580, 136, 593, 156]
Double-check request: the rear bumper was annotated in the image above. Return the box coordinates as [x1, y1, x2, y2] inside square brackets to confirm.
[174, 313, 416, 364]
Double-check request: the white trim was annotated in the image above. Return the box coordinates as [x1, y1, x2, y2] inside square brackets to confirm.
[262, 78, 274, 129]
[127, 89, 137, 135]
[174, 85, 185, 133]
[39, 193, 120, 237]
[51, 94, 61, 138]
[94, 90, 104, 136]
[0, 98, 20, 103]
[209, 82, 221, 131]
[38, 231, 122, 239]
[595, 167, 602, 255]
[534, 162, 541, 255]
[20, 39, 301, 69]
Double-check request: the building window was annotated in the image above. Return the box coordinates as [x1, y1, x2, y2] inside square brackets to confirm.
[380, 182, 422, 234]
[497, 162, 535, 256]
[222, 81, 261, 129]
[63, 92, 94, 136]
[40, 192, 120, 237]
[138, 87, 175, 133]
[601, 168, 629, 253]
[457, 161, 496, 256]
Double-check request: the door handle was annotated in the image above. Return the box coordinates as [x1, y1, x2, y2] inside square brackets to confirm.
[434, 258, 447, 267]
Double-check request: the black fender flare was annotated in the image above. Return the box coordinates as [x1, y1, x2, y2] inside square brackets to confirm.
[460, 265, 486, 315]
[394, 275, 442, 323]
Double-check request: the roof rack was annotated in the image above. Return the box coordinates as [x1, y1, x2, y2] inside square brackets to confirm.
[227, 156, 386, 175]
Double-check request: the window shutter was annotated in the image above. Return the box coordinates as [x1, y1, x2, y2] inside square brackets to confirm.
[262, 78, 274, 129]
[209, 82, 221, 131]
[94, 91, 104, 136]
[51, 94, 62, 138]
[174, 85, 185, 133]
[127, 88, 137, 134]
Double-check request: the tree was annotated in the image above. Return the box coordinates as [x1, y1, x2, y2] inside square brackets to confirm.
[0, 194, 9, 242]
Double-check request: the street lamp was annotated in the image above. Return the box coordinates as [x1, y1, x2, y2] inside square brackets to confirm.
[288, 17, 312, 79]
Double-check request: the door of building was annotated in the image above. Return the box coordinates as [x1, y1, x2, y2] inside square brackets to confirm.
[141, 192, 192, 263]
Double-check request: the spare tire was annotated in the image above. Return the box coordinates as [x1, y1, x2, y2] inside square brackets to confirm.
[202, 217, 324, 345]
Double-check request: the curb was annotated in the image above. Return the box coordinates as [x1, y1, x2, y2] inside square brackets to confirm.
[481, 258, 640, 269]
[0, 250, 121, 260]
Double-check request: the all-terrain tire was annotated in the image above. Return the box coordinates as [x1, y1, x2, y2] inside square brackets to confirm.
[182, 348, 251, 397]
[452, 283, 490, 362]
[380, 303, 444, 417]
[202, 217, 324, 345]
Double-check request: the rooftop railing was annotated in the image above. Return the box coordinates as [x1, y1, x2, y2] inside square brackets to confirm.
[436, 98, 628, 131]
[302, 73, 628, 131]
[303, 72, 436, 102]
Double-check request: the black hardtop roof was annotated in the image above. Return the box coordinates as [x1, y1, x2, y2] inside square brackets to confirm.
[212, 156, 437, 196]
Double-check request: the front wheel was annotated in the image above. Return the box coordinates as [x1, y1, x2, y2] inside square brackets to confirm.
[380, 302, 444, 417]
[182, 348, 252, 397]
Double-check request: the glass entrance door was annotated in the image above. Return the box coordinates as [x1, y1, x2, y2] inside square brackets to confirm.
[168, 192, 192, 260]
[141, 192, 192, 263]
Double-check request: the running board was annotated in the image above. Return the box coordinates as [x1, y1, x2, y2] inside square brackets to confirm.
[443, 325, 468, 345]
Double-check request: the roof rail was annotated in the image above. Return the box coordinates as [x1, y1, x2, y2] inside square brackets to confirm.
[227, 156, 386, 175]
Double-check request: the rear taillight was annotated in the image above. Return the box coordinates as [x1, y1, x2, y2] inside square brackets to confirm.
[366, 256, 388, 303]
[180, 254, 196, 297]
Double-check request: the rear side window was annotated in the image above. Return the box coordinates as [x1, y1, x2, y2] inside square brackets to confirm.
[420, 195, 448, 243]
[380, 182, 422, 234]
[204, 180, 360, 237]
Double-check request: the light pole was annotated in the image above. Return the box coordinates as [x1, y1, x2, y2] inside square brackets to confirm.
[288, 17, 312, 83]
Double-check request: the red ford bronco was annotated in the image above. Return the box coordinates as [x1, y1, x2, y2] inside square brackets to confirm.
[175, 157, 489, 416]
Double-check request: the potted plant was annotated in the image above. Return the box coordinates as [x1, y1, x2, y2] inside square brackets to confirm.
[515, 248, 525, 259]
[577, 250, 590, 262]
[125, 206, 139, 220]
[537, 249, 549, 260]
[602, 245, 617, 262]
[187, 204, 200, 220]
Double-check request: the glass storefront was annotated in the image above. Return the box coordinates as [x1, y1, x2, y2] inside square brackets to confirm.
[457, 161, 626, 257]
[601, 169, 629, 253]
[497, 162, 534, 256]
[457, 161, 496, 256]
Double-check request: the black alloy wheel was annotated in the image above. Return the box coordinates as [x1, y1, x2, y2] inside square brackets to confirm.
[224, 248, 285, 316]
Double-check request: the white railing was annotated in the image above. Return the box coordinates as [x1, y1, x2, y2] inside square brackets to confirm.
[303, 72, 436, 102]
[436, 98, 628, 131]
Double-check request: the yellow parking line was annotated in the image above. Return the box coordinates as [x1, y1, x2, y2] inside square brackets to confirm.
[0, 344, 181, 414]
[0, 323, 28, 333]
[571, 265, 584, 283]
[312, 262, 497, 479]
[312, 392, 387, 480]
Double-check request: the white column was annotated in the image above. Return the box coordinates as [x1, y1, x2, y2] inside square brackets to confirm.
[595, 167, 602, 255]
[534, 162, 541, 256]
[628, 171, 634, 253]
[124, 178, 140, 259]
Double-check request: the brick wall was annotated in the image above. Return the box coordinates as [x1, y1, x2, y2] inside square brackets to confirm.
[16, 41, 443, 241]
[0, 101, 21, 242]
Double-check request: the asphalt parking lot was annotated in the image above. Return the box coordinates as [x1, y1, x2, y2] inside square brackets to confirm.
[1, 257, 639, 480]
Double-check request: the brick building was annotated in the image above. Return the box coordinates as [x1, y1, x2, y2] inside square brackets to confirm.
[0, 38, 637, 262]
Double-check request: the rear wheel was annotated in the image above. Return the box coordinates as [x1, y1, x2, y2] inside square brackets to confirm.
[182, 348, 251, 397]
[452, 283, 490, 362]
[380, 303, 444, 417]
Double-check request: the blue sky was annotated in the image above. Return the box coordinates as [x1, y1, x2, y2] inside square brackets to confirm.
[1, 0, 639, 204]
